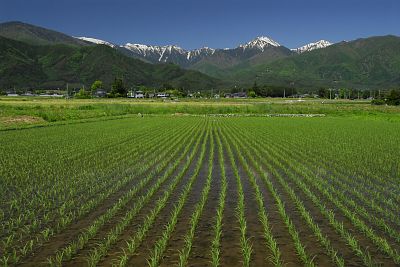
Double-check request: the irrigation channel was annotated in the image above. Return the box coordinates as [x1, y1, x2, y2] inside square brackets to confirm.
[1, 116, 400, 267]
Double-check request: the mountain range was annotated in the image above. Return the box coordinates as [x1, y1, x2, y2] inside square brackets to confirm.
[0, 21, 399, 91]
[0, 21, 218, 90]
[78, 36, 329, 77]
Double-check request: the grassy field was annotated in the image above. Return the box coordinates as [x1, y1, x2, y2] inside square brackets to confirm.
[1, 102, 400, 266]
[1, 96, 399, 130]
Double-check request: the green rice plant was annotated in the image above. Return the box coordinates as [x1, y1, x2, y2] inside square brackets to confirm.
[210, 129, 228, 267]
[147, 126, 210, 267]
[110, 125, 207, 266]
[222, 122, 311, 267]
[0, 119, 194, 264]
[47, 121, 202, 265]
[219, 127, 253, 267]
[178, 126, 215, 267]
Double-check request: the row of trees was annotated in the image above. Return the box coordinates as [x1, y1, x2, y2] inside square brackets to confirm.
[75, 79, 127, 98]
[372, 90, 400, 105]
[9, 77, 398, 105]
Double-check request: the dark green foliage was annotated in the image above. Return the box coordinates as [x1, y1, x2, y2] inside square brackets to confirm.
[248, 90, 256, 98]
[386, 89, 400, 105]
[188, 46, 293, 78]
[75, 88, 91, 99]
[0, 36, 219, 91]
[231, 36, 400, 89]
[371, 99, 386, 105]
[0, 21, 87, 46]
[110, 78, 127, 97]
[91, 80, 103, 90]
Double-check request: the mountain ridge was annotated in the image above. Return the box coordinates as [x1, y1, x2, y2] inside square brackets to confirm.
[0, 21, 87, 46]
[0, 34, 220, 90]
[1, 21, 399, 90]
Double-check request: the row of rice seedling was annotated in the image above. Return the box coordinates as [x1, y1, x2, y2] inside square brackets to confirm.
[224, 120, 345, 267]
[286, 161, 400, 264]
[1, 123, 176, 265]
[265, 124, 400, 227]
[2, 115, 399, 266]
[1, 122, 160, 234]
[46, 120, 204, 266]
[146, 124, 210, 267]
[227, 119, 379, 266]
[209, 128, 227, 267]
[232, 117, 400, 236]
[83, 123, 207, 267]
[218, 125, 283, 266]
[219, 127, 252, 267]
[269, 119, 400, 213]
[0, 118, 164, 219]
[241, 120, 400, 264]
[276, 139, 400, 246]
[0, 118, 196, 265]
[0, 119, 179, 229]
[177, 126, 215, 267]
[222, 121, 318, 266]
[282, 143, 400, 240]
[112, 125, 207, 267]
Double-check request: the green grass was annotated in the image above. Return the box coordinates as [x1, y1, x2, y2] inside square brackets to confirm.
[1, 97, 399, 130]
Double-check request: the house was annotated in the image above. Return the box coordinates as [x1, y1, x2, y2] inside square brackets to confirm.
[225, 92, 247, 98]
[94, 89, 107, 98]
[156, 93, 169, 98]
[234, 92, 247, 98]
[135, 90, 144, 98]
[21, 92, 35, 97]
[128, 90, 145, 98]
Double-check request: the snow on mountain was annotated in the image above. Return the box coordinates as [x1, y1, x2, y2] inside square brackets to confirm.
[75, 37, 116, 48]
[123, 36, 281, 62]
[123, 43, 187, 62]
[239, 36, 281, 51]
[187, 47, 215, 60]
[124, 43, 163, 57]
[292, 40, 332, 54]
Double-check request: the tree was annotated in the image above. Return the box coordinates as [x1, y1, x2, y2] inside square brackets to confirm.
[91, 80, 103, 92]
[248, 90, 257, 98]
[318, 88, 328, 98]
[75, 87, 91, 99]
[252, 81, 259, 92]
[110, 78, 127, 97]
[386, 89, 400, 105]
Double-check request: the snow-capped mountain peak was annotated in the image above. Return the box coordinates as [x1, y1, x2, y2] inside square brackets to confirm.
[239, 36, 281, 51]
[187, 47, 216, 59]
[292, 40, 332, 53]
[75, 37, 116, 48]
[123, 43, 187, 62]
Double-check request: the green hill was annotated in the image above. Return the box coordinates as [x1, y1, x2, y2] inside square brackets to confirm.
[231, 35, 400, 89]
[0, 21, 87, 46]
[0, 36, 219, 90]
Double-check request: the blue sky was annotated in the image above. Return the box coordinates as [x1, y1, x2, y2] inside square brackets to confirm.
[1, 0, 399, 49]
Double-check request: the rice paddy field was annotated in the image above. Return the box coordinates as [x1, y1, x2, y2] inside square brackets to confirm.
[1, 98, 400, 267]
